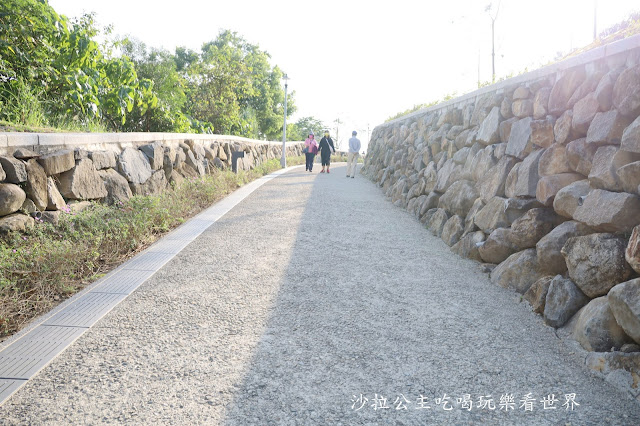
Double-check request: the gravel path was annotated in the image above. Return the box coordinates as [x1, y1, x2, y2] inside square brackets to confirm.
[1, 164, 639, 425]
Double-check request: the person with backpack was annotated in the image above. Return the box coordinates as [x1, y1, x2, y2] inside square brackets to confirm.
[304, 132, 318, 172]
[317, 130, 336, 173]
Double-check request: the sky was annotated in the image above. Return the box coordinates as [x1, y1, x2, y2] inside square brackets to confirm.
[47, 0, 639, 150]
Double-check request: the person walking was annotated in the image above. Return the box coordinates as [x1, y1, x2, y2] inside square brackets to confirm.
[346, 130, 361, 178]
[304, 132, 318, 172]
[317, 130, 335, 173]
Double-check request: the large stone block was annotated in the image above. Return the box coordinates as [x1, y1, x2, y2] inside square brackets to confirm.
[0, 183, 26, 216]
[537, 220, 593, 275]
[463, 198, 485, 235]
[586, 110, 631, 147]
[533, 87, 552, 119]
[612, 64, 640, 118]
[524, 276, 554, 314]
[0, 156, 28, 183]
[46, 177, 66, 211]
[554, 110, 574, 145]
[505, 149, 543, 198]
[536, 173, 584, 206]
[538, 145, 571, 176]
[617, 161, 640, 194]
[508, 208, 564, 251]
[499, 117, 517, 143]
[451, 231, 485, 262]
[438, 180, 478, 217]
[140, 142, 164, 171]
[427, 208, 449, 237]
[129, 169, 168, 197]
[594, 69, 620, 111]
[500, 97, 513, 119]
[506, 117, 533, 159]
[491, 248, 543, 294]
[543, 275, 589, 328]
[118, 147, 153, 184]
[589, 146, 640, 191]
[512, 99, 533, 118]
[441, 215, 465, 247]
[562, 233, 633, 298]
[571, 93, 600, 136]
[474, 197, 540, 233]
[0, 213, 34, 234]
[625, 225, 640, 274]
[566, 138, 597, 176]
[477, 156, 519, 201]
[470, 146, 498, 182]
[573, 189, 640, 233]
[24, 159, 48, 211]
[37, 150, 75, 176]
[479, 228, 516, 264]
[98, 168, 133, 205]
[620, 115, 640, 153]
[476, 106, 501, 145]
[89, 151, 117, 170]
[531, 117, 555, 149]
[572, 296, 631, 351]
[434, 160, 463, 193]
[58, 159, 108, 200]
[548, 67, 586, 115]
[609, 279, 640, 344]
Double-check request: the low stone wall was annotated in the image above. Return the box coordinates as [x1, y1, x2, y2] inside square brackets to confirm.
[0, 133, 304, 232]
[363, 35, 640, 384]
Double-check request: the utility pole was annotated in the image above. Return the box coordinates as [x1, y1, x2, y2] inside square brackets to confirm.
[281, 74, 289, 168]
[486, 2, 500, 83]
[593, 0, 598, 41]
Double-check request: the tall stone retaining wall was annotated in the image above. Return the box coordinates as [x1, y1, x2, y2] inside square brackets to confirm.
[363, 35, 640, 387]
[0, 133, 304, 231]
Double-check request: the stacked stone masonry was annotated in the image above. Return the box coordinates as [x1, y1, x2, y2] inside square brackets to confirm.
[363, 36, 640, 384]
[0, 135, 303, 232]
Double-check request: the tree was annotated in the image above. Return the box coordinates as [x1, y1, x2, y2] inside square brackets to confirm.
[287, 116, 327, 141]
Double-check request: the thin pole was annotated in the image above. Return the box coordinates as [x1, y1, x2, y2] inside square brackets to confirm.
[281, 74, 288, 168]
[593, 0, 597, 41]
[491, 19, 495, 83]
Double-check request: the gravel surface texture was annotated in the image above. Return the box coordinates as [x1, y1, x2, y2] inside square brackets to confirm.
[1, 163, 640, 425]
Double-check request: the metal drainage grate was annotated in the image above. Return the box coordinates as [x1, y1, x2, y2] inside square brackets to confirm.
[121, 251, 175, 271]
[43, 293, 127, 328]
[0, 326, 86, 380]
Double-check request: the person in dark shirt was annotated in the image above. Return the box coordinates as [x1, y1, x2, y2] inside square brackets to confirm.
[317, 130, 336, 174]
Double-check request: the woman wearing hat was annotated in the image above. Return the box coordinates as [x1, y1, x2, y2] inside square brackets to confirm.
[317, 130, 336, 173]
[304, 131, 318, 172]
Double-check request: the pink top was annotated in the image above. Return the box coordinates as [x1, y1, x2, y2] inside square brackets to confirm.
[305, 136, 318, 153]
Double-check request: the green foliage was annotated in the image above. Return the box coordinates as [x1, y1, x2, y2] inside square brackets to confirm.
[287, 116, 327, 141]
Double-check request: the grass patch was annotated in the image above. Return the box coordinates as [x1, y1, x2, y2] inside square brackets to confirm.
[0, 156, 304, 339]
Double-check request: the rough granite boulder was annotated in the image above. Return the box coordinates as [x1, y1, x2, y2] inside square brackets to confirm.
[437, 180, 479, 217]
[451, 231, 485, 262]
[441, 215, 465, 247]
[0, 213, 34, 234]
[524, 275, 554, 314]
[572, 189, 640, 233]
[506, 117, 533, 159]
[571, 93, 600, 136]
[37, 150, 75, 175]
[586, 110, 631, 147]
[530, 117, 555, 149]
[548, 67, 586, 115]
[98, 168, 133, 205]
[617, 161, 640, 194]
[508, 208, 564, 251]
[479, 228, 516, 264]
[625, 225, 640, 274]
[608, 279, 640, 344]
[554, 110, 575, 145]
[536, 220, 593, 275]
[0, 156, 27, 183]
[89, 151, 117, 170]
[474, 197, 540, 233]
[562, 233, 633, 298]
[543, 275, 590, 328]
[505, 148, 543, 198]
[24, 159, 48, 211]
[490, 248, 543, 294]
[590, 147, 640, 191]
[12, 148, 39, 160]
[140, 143, 164, 171]
[533, 87, 552, 119]
[620, 115, 640, 153]
[118, 147, 153, 184]
[57, 159, 107, 200]
[536, 173, 584, 206]
[129, 169, 168, 197]
[566, 137, 597, 176]
[572, 296, 632, 352]
[612, 64, 640, 118]
[512, 99, 534, 118]
[46, 177, 66, 211]
[476, 106, 501, 145]
[427, 208, 450, 238]
[538, 145, 572, 176]
[0, 183, 27, 216]
[477, 156, 519, 201]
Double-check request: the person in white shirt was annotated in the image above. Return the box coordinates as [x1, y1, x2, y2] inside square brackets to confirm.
[346, 131, 361, 178]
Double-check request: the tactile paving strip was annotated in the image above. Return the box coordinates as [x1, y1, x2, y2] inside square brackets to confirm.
[91, 268, 157, 295]
[0, 326, 86, 380]
[0, 379, 26, 404]
[43, 293, 127, 328]
[121, 251, 175, 271]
